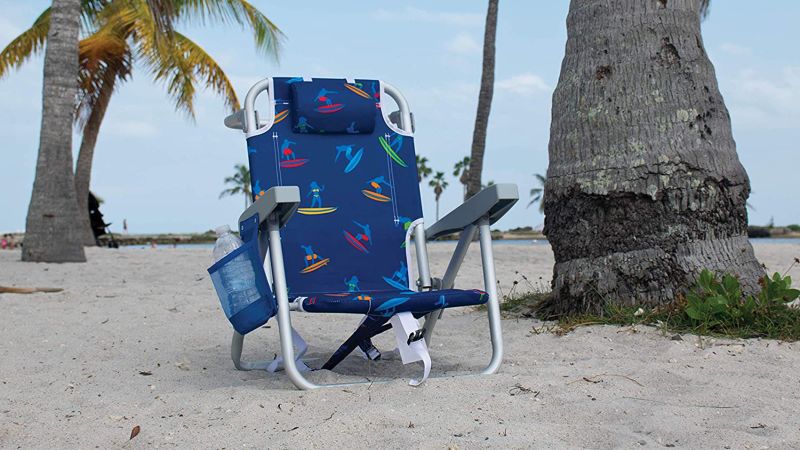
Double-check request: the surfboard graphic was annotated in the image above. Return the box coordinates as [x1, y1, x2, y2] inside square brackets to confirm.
[280, 158, 309, 168]
[378, 136, 407, 167]
[382, 276, 409, 291]
[374, 296, 410, 315]
[316, 103, 344, 114]
[344, 84, 370, 99]
[274, 109, 289, 124]
[297, 207, 337, 215]
[343, 230, 369, 253]
[361, 189, 391, 203]
[300, 258, 330, 274]
[344, 148, 364, 173]
[324, 292, 350, 297]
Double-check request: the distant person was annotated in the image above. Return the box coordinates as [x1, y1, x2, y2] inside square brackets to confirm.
[123, 219, 128, 234]
[150, 240, 157, 249]
[1, 235, 8, 250]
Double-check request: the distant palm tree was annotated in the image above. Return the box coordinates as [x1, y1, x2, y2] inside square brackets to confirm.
[21, 0, 86, 262]
[466, 0, 499, 198]
[1, 0, 283, 245]
[527, 173, 546, 213]
[429, 171, 449, 221]
[416, 155, 432, 184]
[219, 164, 252, 208]
[453, 156, 470, 199]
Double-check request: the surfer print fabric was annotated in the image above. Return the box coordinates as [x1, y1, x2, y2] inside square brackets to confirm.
[245, 77, 487, 315]
[290, 79, 376, 134]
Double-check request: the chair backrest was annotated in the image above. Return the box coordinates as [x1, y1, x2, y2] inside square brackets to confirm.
[245, 77, 423, 297]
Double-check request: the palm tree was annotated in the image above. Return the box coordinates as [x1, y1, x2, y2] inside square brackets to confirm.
[428, 171, 449, 221]
[453, 156, 470, 200]
[1, 0, 283, 245]
[542, 0, 762, 315]
[527, 173, 545, 213]
[219, 164, 252, 208]
[22, 0, 86, 262]
[416, 155, 432, 184]
[466, 0, 499, 198]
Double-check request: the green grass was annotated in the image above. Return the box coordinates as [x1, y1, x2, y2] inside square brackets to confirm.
[498, 265, 800, 342]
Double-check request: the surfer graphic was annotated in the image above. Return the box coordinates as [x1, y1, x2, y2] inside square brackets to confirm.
[280, 139, 297, 160]
[301, 245, 318, 267]
[315, 88, 338, 105]
[296, 117, 314, 132]
[352, 221, 372, 247]
[344, 276, 360, 292]
[366, 176, 392, 194]
[307, 181, 325, 208]
[335, 145, 364, 173]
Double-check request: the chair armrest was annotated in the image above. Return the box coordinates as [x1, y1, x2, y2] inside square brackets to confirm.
[224, 109, 246, 131]
[426, 183, 519, 240]
[238, 186, 300, 229]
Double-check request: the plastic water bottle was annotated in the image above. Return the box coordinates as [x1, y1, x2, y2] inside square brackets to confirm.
[213, 225, 259, 314]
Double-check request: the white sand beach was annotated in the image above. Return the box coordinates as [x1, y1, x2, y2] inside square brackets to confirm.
[1, 242, 799, 448]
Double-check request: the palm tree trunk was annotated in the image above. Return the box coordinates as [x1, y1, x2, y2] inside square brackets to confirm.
[22, 0, 85, 262]
[542, 0, 763, 315]
[466, 0, 499, 199]
[75, 74, 116, 246]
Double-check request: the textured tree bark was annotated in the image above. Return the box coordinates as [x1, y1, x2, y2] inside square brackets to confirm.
[75, 75, 116, 246]
[543, 0, 762, 314]
[466, 0, 498, 199]
[22, 0, 86, 262]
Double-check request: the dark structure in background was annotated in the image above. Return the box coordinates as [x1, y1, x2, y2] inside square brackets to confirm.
[88, 192, 118, 248]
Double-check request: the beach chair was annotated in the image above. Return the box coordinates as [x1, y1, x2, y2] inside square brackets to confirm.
[221, 76, 518, 389]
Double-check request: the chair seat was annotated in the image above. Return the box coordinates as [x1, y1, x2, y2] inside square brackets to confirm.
[297, 288, 487, 316]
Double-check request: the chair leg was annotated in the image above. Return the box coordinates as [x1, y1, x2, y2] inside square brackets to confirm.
[478, 217, 503, 374]
[423, 224, 477, 345]
[230, 331, 272, 371]
[267, 216, 320, 390]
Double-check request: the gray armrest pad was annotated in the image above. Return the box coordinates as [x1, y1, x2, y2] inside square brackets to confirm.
[238, 186, 300, 228]
[426, 183, 519, 240]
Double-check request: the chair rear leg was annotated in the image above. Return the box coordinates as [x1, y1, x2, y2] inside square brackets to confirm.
[478, 217, 503, 374]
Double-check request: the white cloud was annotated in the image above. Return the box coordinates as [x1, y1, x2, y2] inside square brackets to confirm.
[496, 73, 550, 96]
[725, 66, 800, 130]
[720, 43, 753, 57]
[445, 33, 481, 56]
[104, 120, 159, 138]
[371, 7, 483, 27]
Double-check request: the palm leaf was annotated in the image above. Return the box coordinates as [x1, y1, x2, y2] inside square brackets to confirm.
[0, 9, 50, 78]
[173, 0, 284, 59]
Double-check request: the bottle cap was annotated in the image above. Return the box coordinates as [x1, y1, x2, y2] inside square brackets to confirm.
[214, 225, 232, 237]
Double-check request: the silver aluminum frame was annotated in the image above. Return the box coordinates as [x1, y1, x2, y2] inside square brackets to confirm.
[228, 77, 505, 389]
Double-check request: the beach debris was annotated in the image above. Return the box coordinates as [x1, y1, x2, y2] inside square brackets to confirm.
[508, 383, 539, 396]
[138, 371, 152, 376]
[0, 286, 63, 294]
[175, 360, 190, 371]
[633, 307, 645, 317]
[129, 425, 140, 440]
[670, 334, 683, 341]
[750, 423, 766, 429]
[570, 373, 644, 387]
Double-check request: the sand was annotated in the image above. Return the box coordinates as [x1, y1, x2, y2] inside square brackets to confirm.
[1, 242, 799, 448]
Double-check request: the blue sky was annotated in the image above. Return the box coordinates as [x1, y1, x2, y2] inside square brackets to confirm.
[0, 1, 798, 233]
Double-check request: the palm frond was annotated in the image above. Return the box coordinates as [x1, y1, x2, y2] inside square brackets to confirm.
[76, 25, 134, 129]
[173, 0, 284, 59]
[0, 9, 50, 78]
